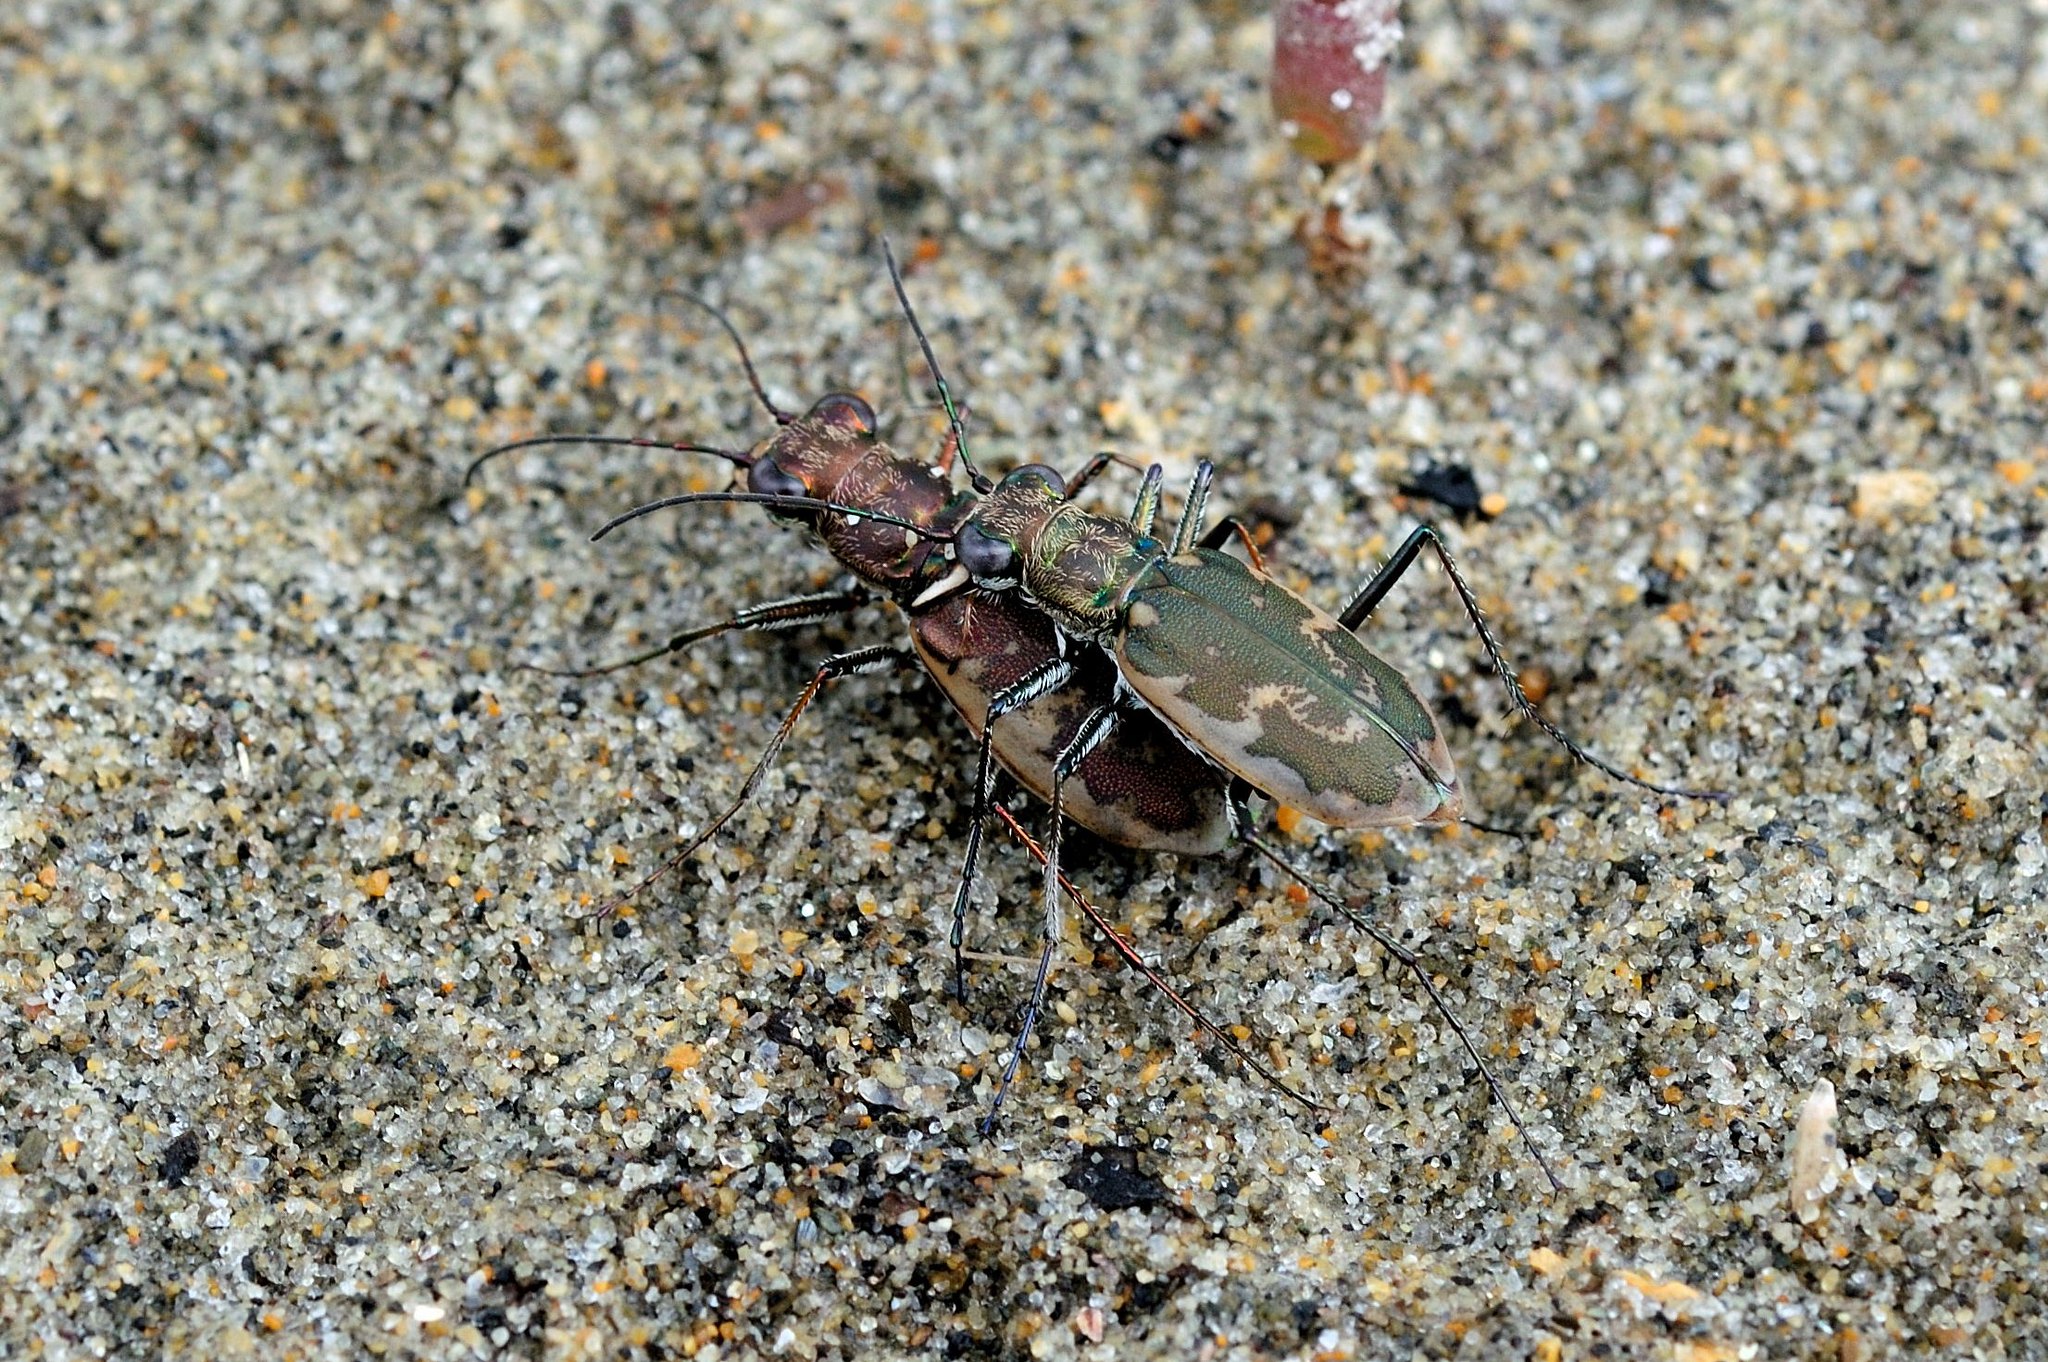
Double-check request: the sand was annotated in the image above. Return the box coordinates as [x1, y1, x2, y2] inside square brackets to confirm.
[2, 1, 2043, 1357]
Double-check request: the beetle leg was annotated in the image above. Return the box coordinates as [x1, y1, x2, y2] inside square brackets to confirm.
[1461, 813, 1537, 839]
[928, 398, 976, 474]
[1228, 785, 1563, 1192]
[1337, 525, 1728, 803]
[1062, 450, 1147, 503]
[948, 654, 1080, 1000]
[520, 587, 873, 678]
[1195, 514, 1268, 572]
[1062, 452, 1116, 500]
[984, 701, 1120, 1136]
[593, 644, 911, 918]
[1169, 460, 1215, 555]
[1128, 463, 1166, 538]
[986, 804, 1325, 1116]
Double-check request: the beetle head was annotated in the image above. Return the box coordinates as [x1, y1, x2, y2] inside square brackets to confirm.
[955, 464, 1065, 587]
[746, 392, 880, 511]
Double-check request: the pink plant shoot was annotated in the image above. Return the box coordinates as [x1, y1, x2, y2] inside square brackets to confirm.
[1271, 0, 1402, 167]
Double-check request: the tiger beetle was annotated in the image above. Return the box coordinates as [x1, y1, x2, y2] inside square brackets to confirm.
[911, 317, 1727, 1187]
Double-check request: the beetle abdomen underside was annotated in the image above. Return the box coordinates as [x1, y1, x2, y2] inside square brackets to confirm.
[914, 591, 1232, 854]
[1116, 550, 1462, 829]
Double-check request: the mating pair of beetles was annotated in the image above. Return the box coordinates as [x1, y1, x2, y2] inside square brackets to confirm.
[472, 244, 1721, 1189]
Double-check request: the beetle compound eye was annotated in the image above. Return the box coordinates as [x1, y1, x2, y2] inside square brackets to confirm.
[956, 521, 1017, 580]
[811, 393, 876, 435]
[748, 454, 809, 501]
[1004, 464, 1066, 496]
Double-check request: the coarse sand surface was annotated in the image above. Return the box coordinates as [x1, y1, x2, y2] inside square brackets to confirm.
[2, 2, 2043, 1357]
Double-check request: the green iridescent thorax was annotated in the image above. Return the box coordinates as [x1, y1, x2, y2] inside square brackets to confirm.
[1022, 503, 1163, 635]
[968, 475, 1160, 636]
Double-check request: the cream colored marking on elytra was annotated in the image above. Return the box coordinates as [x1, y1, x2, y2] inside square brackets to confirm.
[1242, 682, 1388, 749]
[1132, 669, 1458, 827]
[1297, 612, 1343, 644]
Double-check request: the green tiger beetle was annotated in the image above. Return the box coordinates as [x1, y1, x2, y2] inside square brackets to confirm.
[898, 280, 1726, 1181]
[467, 245, 1663, 1189]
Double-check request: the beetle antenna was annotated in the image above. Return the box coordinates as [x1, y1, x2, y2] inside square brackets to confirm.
[465, 434, 753, 487]
[882, 237, 991, 494]
[467, 289, 789, 488]
[656, 289, 792, 425]
[591, 490, 950, 543]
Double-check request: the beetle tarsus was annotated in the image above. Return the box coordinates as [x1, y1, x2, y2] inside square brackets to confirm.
[985, 803, 1325, 1115]
[983, 702, 1126, 1135]
[1339, 524, 1728, 805]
